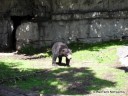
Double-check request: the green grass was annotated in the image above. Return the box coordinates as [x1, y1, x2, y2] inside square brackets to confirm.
[0, 40, 128, 95]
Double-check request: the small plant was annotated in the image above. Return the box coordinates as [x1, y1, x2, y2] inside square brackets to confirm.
[19, 45, 36, 55]
[34, 53, 50, 58]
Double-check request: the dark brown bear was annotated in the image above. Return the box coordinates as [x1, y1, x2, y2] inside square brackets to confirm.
[52, 42, 72, 66]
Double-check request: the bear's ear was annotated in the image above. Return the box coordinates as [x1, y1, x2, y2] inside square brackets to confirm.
[68, 49, 72, 53]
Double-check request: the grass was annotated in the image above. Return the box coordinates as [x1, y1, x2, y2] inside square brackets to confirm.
[0, 40, 128, 95]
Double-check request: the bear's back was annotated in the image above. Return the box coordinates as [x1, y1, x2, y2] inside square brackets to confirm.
[52, 42, 68, 54]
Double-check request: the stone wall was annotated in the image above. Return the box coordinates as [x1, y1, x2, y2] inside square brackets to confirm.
[16, 22, 39, 50]
[39, 18, 128, 46]
[15, 11, 128, 49]
[1, 0, 128, 50]
[0, 0, 51, 17]
[52, 0, 128, 13]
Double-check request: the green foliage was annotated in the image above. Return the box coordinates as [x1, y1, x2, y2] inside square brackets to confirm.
[19, 45, 37, 55]
[69, 40, 128, 64]
[18, 45, 51, 57]
[34, 53, 50, 58]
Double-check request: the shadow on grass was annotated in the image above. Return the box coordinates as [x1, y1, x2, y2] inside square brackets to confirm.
[116, 67, 128, 73]
[0, 62, 36, 83]
[0, 62, 116, 95]
[56, 62, 70, 66]
[38, 67, 116, 95]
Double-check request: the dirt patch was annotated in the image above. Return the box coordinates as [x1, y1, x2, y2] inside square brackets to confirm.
[0, 52, 47, 62]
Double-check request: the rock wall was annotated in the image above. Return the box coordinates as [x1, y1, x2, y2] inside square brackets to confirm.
[1, 0, 128, 50]
[38, 18, 128, 46]
[16, 22, 39, 50]
[0, 0, 51, 17]
[16, 11, 128, 49]
[52, 0, 128, 13]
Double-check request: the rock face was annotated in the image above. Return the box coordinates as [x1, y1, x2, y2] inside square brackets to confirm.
[39, 18, 128, 45]
[16, 22, 39, 50]
[0, 0, 128, 50]
[117, 46, 128, 68]
[52, 0, 128, 13]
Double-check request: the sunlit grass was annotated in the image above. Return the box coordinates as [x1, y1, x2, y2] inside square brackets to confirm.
[72, 47, 117, 64]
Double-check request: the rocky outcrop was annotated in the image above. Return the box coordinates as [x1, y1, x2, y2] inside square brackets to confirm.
[16, 22, 39, 50]
[0, 0, 51, 17]
[52, 0, 128, 13]
[117, 46, 128, 68]
[1, 0, 128, 50]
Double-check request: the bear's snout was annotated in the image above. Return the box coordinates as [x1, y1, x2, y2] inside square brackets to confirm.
[67, 54, 72, 59]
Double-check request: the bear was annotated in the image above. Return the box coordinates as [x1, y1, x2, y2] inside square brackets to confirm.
[52, 42, 72, 66]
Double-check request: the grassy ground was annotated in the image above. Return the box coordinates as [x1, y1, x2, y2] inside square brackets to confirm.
[0, 40, 128, 96]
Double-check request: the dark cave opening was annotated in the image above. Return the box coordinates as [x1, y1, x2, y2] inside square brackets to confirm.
[11, 16, 33, 50]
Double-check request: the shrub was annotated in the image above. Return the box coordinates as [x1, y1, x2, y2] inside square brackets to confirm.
[19, 45, 36, 55]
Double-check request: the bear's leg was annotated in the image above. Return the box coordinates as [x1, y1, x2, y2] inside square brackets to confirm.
[59, 56, 62, 64]
[66, 58, 70, 67]
[52, 56, 57, 66]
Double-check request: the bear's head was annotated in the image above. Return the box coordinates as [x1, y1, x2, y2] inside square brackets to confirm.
[61, 48, 72, 59]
